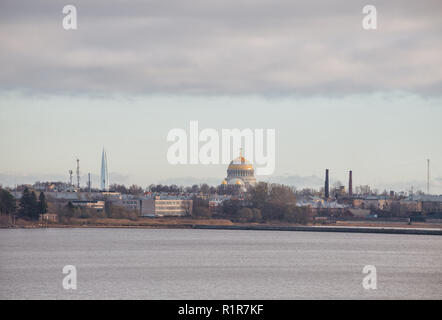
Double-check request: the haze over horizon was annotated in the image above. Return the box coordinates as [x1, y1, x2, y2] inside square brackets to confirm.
[1, 0, 442, 193]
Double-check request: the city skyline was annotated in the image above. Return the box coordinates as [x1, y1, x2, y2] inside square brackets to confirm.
[1, 0, 442, 193]
[1, 0, 441, 302]
[1, 93, 442, 193]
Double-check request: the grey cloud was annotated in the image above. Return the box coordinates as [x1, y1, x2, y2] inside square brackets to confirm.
[0, 0, 441, 96]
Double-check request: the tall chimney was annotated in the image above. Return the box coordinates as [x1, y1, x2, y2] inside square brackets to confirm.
[349, 170, 353, 196]
[325, 169, 329, 199]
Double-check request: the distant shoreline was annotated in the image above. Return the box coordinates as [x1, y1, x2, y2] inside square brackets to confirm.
[193, 224, 442, 236]
[2, 218, 441, 235]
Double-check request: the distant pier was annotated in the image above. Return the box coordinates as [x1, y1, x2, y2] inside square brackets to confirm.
[194, 224, 442, 236]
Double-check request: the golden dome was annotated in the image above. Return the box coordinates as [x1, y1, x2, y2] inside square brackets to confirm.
[227, 178, 244, 186]
[222, 151, 257, 189]
[227, 155, 254, 171]
[221, 179, 227, 185]
[228, 164, 254, 170]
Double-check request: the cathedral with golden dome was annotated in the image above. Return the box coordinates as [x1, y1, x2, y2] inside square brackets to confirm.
[220, 151, 257, 192]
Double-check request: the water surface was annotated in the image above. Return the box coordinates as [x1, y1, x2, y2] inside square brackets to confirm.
[0, 228, 441, 299]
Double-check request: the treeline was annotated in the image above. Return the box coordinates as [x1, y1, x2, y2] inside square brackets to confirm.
[224, 183, 311, 224]
[188, 182, 311, 224]
[57, 200, 138, 224]
[147, 183, 218, 194]
[109, 183, 219, 195]
[191, 196, 211, 218]
[0, 187, 48, 221]
[0, 188, 16, 216]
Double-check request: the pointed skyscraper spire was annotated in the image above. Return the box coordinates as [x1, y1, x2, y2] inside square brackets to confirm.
[101, 148, 109, 191]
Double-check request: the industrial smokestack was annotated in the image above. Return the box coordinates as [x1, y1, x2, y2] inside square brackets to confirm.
[69, 170, 73, 186]
[349, 170, 353, 197]
[325, 169, 329, 199]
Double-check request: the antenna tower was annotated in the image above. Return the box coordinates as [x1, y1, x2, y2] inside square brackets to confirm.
[427, 159, 430, 194]
[76, 158, 80, 189]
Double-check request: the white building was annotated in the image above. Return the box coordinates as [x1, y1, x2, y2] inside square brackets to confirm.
[140, 196, 193, 217]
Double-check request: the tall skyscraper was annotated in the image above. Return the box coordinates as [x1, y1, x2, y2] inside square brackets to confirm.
[101, 148, 109, 191]
[325, 169, 329, 199]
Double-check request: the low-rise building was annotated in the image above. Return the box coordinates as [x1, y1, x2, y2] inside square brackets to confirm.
[71, 200, 105, 211]
[352, 196, 390, 210]
[140, 196, 193, 217]
[39, 213, 58, 222]
[297, 198, 348, 217]
[345, 208, 372, 218]
[403, 195, 442, 214]
[208, 195, 231, 214]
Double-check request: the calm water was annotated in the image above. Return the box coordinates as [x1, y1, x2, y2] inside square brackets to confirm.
[0, 228, 441, 299]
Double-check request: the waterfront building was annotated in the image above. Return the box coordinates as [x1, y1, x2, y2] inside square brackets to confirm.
[39, 213, 58, 222]
[140, 196, 193, 217]
[71, 200, 105, 211]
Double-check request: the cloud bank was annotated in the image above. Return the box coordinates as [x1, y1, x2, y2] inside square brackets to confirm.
[0, 0, 441, 96]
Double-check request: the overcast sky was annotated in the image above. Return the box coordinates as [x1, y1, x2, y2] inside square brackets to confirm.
[0, 0, 441, 193]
